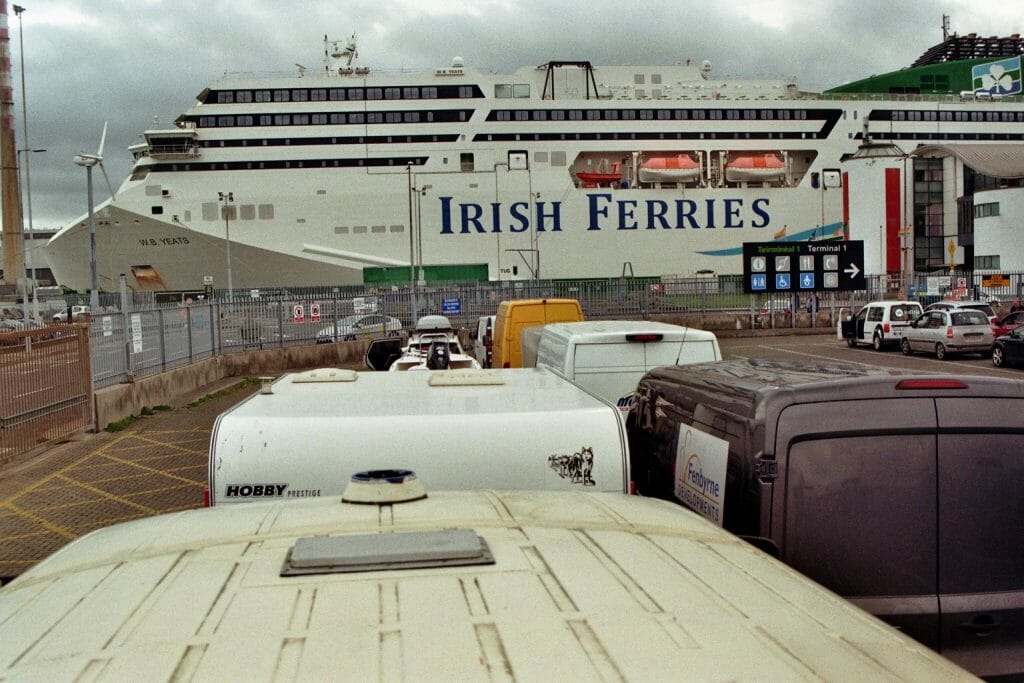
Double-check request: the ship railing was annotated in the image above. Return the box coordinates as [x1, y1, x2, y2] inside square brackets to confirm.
[146, 144, 200, 159]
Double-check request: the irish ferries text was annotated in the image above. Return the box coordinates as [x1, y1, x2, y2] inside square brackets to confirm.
[440, 194, 772, 234]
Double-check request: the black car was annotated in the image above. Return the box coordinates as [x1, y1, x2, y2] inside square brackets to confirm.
[992, 325, 1024, 368]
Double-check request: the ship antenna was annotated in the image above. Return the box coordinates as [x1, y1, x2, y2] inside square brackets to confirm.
[941, 14, 950, 42]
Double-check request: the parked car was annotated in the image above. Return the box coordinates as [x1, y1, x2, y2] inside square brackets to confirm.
[901, 308, 993, 359]
[315, 313, 402, 343]
[992, 326, 1024, 368]
[52, 305, 90, 323]
[469, 315, 495, 368]
[993, 310, 1024, 338]
[838, 300, 923, 350]
[925, 299, 998, 325]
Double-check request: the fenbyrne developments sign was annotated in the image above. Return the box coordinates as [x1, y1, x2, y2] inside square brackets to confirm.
[742, 241, 866, 294]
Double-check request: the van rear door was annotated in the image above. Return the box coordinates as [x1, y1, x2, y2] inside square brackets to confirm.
[774, 398, 940, 649]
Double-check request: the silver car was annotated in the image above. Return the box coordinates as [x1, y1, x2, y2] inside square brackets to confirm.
[901, 309, 993, 360]
[315, 314, 403, 343]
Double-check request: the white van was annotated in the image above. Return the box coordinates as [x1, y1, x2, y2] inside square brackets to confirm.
[0, 482, 974, 681]
[208, 367, 629, 505]
[534, 320, 721, 412]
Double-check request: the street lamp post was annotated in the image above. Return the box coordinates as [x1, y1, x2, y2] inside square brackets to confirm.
[218, 192, 234, 300]
[17, 147, 44, 321]
[12, 5, 39, 323]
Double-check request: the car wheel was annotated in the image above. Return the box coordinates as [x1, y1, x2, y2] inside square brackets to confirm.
[901, 338, 913, 356]
[846, 338, 857, 348]
[992, 347, 1006, 367]
[872, 332, 883, 351]
[935, 343, 948, 360]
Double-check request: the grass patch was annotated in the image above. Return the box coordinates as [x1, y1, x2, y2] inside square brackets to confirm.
[105, 414, 140, 432]
[186, 377, 261, 410]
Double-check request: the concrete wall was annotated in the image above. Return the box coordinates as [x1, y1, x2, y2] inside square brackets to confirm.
[92, 340, 371, 431]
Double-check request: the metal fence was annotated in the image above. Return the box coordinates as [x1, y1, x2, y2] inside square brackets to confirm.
[0, 325, 92, 465]
[83, 271, 1024, 388]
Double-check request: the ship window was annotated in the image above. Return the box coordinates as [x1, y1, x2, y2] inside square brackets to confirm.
[240, 204, 256, 220]
[330, 113, 345, 124]
[292, 89, 308, 101]
[274, 115, 290, 125]
[975, 255, 1000, 269]
[329, 89, 346, 101]
[367, 113, 382, 123]
[532, 110, 547, 121]
[604, 110, 619, 120]
[259, 115, 272, 125]
[312, 114, 327, 124]
[335, 226, 348, 234]
[401, 87, 417, 99]
[366, 88, 382, 100]
[515, 111, 528, 121]
[405, 112, 420, 123]
[674, 110, 688, 120]
[199, 116, 216, 127]
[349, 88, 364, 100]
[382, 112, 398, 123]
[202, 203, 218, 221]
[550, 110, 564, 121]
[217, 116, 234, 126]
[727, 110, 740, 120]
[353, 225, 367, 234]
[255, 90, 271, 102]
[496, 84, 512, 98]
[639, 110, 653, 120]
[293, 114, 309, 125]
[372, 225, 386, 233]
[422, 87, 437, 99]
[622, 110, 636, 120]
[350, 113, 365, 124]
[273, 89, 290, 102]
[236, 91, 252, 103]
[709, 110, 722, 120]
[459, 111, 467, 122]
[656, 110, 669, 120]
[459, 86, 474, 98]
[693, 110, 705, 120]
[569, 110, 583, 120]
[216, 91, 234, 103]
[258, 204, 274, 219]
[513, 84, 530, 98]
[634, 74, 645, 85]
[151, 206, 164, 215]
[586, 110, 600, 120]
[309, 89, 327, 101]
[238, 115, 253, 126]
[651, 74, 662, 84]
[460, 153, 474, 171]
[385, 88, 401, 99]
[534, 151, 548, 163]
[550, 151, 566, 166]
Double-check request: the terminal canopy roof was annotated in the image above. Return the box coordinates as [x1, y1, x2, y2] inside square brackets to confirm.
[913, 144, 1024, 179]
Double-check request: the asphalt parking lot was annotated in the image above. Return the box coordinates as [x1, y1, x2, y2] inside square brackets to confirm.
[1, 330, 1019, 582]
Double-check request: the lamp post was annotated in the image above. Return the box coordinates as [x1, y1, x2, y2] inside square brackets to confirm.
[218, 192, 234, 300]
[17, 147, 43, 321]
[12, 5, 37, 322]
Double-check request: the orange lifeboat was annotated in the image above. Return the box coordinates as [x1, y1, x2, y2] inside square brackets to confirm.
[725, 153, 785, 182]
[639, 155, 700, 183]
[576, 161, 622, 186]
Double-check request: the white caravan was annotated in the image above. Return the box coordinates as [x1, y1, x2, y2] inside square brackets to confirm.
[0, 481, 975, 681]
[208, 367, 628, 505]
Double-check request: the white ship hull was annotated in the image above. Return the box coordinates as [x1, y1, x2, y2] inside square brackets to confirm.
[43, 44, 1024, 292]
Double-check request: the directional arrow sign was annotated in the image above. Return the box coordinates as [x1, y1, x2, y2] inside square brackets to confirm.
[742, 240, 866, 293]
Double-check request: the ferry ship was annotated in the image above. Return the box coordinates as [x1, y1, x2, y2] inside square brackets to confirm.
[44, 26, 1024, 292]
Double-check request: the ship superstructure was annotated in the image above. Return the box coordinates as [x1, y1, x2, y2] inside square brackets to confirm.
[44, 31, 1024, 292]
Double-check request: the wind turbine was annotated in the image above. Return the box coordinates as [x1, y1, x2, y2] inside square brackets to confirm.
[73, 122, 115, 310]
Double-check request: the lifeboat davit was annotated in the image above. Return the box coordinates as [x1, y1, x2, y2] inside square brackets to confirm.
[725, 153, 786, 182]
[638, 155, 700, 183]
[577, 162, 622, 186]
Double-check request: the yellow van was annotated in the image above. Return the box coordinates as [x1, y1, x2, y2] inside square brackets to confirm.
[492, 298, 583, 368]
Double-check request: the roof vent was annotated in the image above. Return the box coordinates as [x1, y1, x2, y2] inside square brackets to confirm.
[342, 469, 427, 504]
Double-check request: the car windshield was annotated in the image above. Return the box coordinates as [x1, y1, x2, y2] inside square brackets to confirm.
[963, 304, 995, 318]
[951, 310, 989, 326]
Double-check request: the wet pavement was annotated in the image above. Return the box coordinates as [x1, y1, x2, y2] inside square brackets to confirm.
[0, 379, 259, 582]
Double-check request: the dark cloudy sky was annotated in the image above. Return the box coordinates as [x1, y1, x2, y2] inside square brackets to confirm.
[7, 0, 1021, 229]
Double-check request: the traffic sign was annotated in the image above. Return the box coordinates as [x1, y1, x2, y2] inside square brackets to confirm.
[742, 240, 866, 293]
[309, 303, 321, 323]
[293, 304, 305, 323]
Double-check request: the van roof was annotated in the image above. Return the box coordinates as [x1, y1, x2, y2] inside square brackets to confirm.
[541, 320, 718, 342]
[638, 358, 1024, 420]
[0, 491, 972, 681]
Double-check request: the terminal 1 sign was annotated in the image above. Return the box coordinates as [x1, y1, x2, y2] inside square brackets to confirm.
[742, 240, 866, 294]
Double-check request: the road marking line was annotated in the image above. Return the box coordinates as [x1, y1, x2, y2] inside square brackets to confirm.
[54, 474, 157, 515]
[1, 502, 77, 540]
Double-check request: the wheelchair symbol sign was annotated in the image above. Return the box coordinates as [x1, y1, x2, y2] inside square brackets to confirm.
[776, 274, 791, 289]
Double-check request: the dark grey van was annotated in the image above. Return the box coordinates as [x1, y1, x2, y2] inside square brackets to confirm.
[627, 358, 1024, 680]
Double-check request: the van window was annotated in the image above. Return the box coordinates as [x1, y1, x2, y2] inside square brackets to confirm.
[866, 306, 884, 322]
[938, 433, 1024, 593]
[646, 340, 719, 366]
[785, 435, 936, 596]
[889, 304, 920, 320]
[576, 343, 645, 368]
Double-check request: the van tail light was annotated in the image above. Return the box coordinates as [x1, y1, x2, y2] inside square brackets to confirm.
[629, 480, 637, 495]
[883, 323, 891, 333]
[896, 379, 967, 390]
[502, 361, 510, 368]
[626, 333, 664, 342]
[946, 326, 954, 338]
[203, 489, 211, 507]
